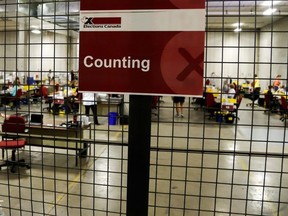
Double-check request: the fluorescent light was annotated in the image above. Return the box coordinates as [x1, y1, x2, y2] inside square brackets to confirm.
[31, 29, 41, 34]
[234, 27, 242, 32]
[263, 8, 277, 15]
[233, 23, 244, 27]
[262, 1, 281, 6]
[233, 23, 243, 32]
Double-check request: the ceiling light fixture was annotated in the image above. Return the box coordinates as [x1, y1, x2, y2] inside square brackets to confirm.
[262, 1, 281, 6]
[233, 22, 243, 27]
[31, 29, 41, 34]
[233, 23, 243, 32]
[234, 27, 242, 32]
[263, 8, 277, 15]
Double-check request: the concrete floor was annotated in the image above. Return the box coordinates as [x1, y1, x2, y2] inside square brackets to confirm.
[0, 96, 287, 215]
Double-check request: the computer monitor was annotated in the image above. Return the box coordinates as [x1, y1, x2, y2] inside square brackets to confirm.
[30, 114, 43, 125]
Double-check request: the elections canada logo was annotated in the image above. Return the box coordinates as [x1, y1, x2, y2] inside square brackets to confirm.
[81, 16, 121, 29]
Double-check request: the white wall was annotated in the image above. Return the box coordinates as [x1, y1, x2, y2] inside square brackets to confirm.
[0, 30, 77, 84]
[205, 17, 287, 89]
[29, 31, 69, 78]
[206, 31, 259, 87]
[259, 17, 288, 88]
[0, 31, 17, 72]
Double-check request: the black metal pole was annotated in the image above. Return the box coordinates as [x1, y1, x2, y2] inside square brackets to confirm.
[126, 95, 152, 216]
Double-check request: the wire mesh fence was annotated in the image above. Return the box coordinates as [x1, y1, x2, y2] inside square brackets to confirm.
[0, 0, 287, 215]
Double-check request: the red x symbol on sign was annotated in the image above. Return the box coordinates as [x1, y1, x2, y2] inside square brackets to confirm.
[177, 48, 204, 81]
[160, 31, 204, 95]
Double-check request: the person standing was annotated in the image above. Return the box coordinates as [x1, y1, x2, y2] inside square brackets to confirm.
[252, 74, 260, 91]
[82, 92, 100, 125]
[13, 76, 21, 85]
[70, 70, 75, 82]
[173, 96, 185, 118]
[47, 69, 52, 83]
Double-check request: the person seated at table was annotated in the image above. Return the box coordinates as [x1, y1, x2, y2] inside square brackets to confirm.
[13, 76, 21, 85]
[204, 93, 221, 119]
[50, 76, 55, 85]
[11, 80, 20, 96]
[273, 75, 281, 91]
[47, 84, 55, 95]
[46, 77, 61, 114]
[276, 85, 286, 95]
[246, 74, 261, 105]
[70, 79, 78, 88]
[232, 81, 239, 93]
[5, 81, 22, 109]
[0, 82, 11, 105]
[266, 85, 279, 112]
[205, 72, 216, 87]
[244, 80, 253, 92]
[222, 80, 229, 93]
[228, 84, 236, 98]
[7, 76, 21, 96]
[267, 85, 274, 96]
[47, 77, 60, 95]
[49, 76, 59, 92]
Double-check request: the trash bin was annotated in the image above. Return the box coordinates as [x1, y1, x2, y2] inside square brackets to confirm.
[27, 77, 34, 85]
[224, 114, 235, 123]
[108, 112, 118, 125]
[215, 112, 223, 123]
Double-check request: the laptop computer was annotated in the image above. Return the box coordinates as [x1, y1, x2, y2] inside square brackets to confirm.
[30, 114, 43, 125]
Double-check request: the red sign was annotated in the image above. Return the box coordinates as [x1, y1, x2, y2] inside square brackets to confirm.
[79, 0, 205, 96]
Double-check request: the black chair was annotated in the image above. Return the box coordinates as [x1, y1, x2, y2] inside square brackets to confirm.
[191, 97, 205, 110]
[280, 96, 288, 122]
[31, 85, 46, 104]
[246, 88, 260, 107]
[264, 94, 273, 113]
[231, 94, 243, 121]
[264, 93, 279, 113]
[151, 96, 159, 116]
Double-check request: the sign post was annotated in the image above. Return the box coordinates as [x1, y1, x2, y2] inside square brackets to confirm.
[126, 95, 152, 215]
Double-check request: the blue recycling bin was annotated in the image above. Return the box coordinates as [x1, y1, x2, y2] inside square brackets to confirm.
[27, 77, 34, 85]
[215, 112, 223, 123]
[108, 112, 118, 125]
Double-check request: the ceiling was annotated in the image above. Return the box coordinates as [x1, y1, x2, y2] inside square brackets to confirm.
[206, 0, 288, 30]
[0, 0, 287, 36]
